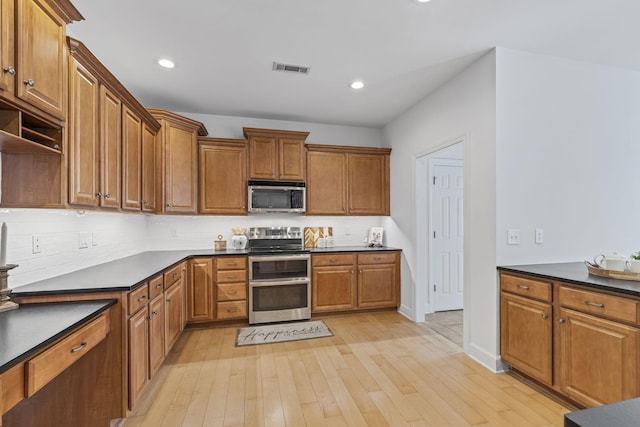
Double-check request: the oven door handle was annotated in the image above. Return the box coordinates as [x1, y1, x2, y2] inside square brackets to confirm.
[249, 278, 310, 287]
[249, 255, 310, 262]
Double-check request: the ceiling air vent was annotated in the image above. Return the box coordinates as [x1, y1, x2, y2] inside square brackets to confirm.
[272, 62, 310, 75]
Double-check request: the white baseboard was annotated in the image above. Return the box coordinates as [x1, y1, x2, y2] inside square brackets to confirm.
[397, 304, 414, 321]
[467, 342, 507, 373]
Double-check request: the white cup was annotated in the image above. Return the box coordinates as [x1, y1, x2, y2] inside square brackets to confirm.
[594, 253, 629, 271]
[628, 259, 640, 273]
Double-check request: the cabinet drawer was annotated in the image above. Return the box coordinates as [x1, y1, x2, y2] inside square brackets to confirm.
[128, 283, 149, 315]
[357, 252, 397, 265]
[217, 283, 247, 301]
[312, 254, 355, 267]
[559, 286, 639, 325]
[500, 273, 552, 302]
[149, 275, 164, 300]
[218, 257, 246, 270]
[164, 263, 183, 288]
[217, 301, 247, 319]
[217, 269, 247, 284]
[26, 313, 110, 397]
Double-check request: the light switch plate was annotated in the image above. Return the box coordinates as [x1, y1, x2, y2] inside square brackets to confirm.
[78, 232, 89, 249]
[507, 229, 520, 245]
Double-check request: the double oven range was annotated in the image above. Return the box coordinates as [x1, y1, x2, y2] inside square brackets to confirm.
[247, 227, 311, 324]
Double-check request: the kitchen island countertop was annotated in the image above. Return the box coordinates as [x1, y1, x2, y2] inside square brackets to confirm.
[0, 300, 115, 374]
[498, 262, 640, 297]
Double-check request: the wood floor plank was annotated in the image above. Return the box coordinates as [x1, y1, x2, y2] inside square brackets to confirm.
[123, 312, 569, 427]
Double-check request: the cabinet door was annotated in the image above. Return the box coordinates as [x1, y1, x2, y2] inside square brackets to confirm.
[141, 123, 157, 212]
[357, 263, 398, 309]
[67, 57, 98, 206]
[164, 279, 184, 355]
[559, 308, 640, 407]
[16, 0, 66, 119]
[99, 86, 121, 209]
[306, 151, 347, 215]
[0, 0, 15, 94]
[187, 257, 215, 322]
[348, 153, 389, 215]
[500, 292, 552, 386]
[278, 138, 304, 181]
[199, 143, 247, 215]
[128, 306, 149, 409]
[312, 266, 356, 312]
[148, 294, 165, 379]
[121, 105, 141, 210]
[248, 136, 277, 180]
[164, 123, 197, 213]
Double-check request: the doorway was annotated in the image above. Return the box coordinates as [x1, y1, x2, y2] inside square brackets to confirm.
[415, 140, 464, 322]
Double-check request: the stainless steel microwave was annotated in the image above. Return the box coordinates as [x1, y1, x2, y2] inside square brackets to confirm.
[247, 180, 306, 213]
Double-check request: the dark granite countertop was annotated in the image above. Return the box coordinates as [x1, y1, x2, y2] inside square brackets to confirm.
[498, 262, 640, 297]
[12, 247, 402, 296]
[564, 397, 640, 427]
[0, 300, 115, 374]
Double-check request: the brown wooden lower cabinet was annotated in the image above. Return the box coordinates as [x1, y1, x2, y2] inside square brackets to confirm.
[128, 304, 149, 408]
[500, 271, 640, 408]
[312, 251, 400, 314]
[149, 294, 165, 378]
[164, 278, 185, 355]
[187, 257, 215, 322]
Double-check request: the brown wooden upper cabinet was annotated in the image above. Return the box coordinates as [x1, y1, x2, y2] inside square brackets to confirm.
[149, 110, 208, 215]
[198, 138, 247, 215]
[66, 38, 160, 211]
[0, 0, 82, 123]
[306, 144, 390, 215]
[243, 127, 308, 181]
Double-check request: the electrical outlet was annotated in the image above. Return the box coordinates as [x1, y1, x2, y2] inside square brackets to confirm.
[345, 226, 351, 236]
[507, 229, 520, 245]
[32, 235, 42, 254]
[92, 232, 98, 246]
[170, 228, 177, 238]
[535, 228, 544, 244]
[78, 232, 89, 249]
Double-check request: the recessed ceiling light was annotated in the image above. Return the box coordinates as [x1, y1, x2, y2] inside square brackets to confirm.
[350, 81, 364, 90]
[157, 58, 175, 69]
[413, 0, 431, 3]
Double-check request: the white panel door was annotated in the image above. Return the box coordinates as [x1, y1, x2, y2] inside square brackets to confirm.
[430, 163, 464, 311]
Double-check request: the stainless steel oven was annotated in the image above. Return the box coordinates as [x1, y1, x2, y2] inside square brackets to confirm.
[247, 227, 311, 324]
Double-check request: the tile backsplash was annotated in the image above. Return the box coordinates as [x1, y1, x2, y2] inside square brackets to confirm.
[2, 209, 383, 288]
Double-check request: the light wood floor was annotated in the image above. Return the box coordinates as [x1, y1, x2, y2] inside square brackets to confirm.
[124, 312, 569, 427]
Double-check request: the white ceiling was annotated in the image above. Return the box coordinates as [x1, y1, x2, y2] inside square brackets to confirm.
[68, 0, 640, 128]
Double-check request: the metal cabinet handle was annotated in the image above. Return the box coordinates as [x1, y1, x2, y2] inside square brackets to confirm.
[166, 298, 172, 303]
[227, 262, 237, 266]
[374, 256, 381, 261]
[24, 79, 34, 87]
[173, 273, 178, 278]
[3, 66, 15, 75]
[330, 259, 337, 263]
[541, 313, 549, 319]
[140, 200, 147, 206]
[516, 284, 529, 290]
[152, 310, 158, 316]
[156, 283, 163, 288]
[227, 290, 237, 295]
[228, 307, 238, 313]
[584, 300, 605, 308]
[71, 341, 88, 353]
[558, 318, 566, 324]
[167, 203, 172, 208]
[96, 192, 103, 198]
[137, 295, 147, 302]
[227, 274, 237, 279]
[104, 193, 111, 199]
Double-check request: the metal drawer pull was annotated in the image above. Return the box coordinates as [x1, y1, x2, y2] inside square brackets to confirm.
[227, 290, 237, 295]
[152, 310, 158, 316]
[156, 283, 163, 288]
[558, 318, 566, 323]
[166, 298, 172, 303]
[516, 284, 530, 290]
[3, 66, 15, 75]
[584, 300, 605, 308]
[227, 262, 237, 266]
[330, 259, 337, 263]
[374, 256, 381, 261]
[228, 308, 238, 313]
[24, 78, 34, 87]
[227, 275, 237, 279]
[71, 341, 87, 353]
[541, 313, 549, 319]
[137, 295, 147, 302]
[173, 273, 178, 278]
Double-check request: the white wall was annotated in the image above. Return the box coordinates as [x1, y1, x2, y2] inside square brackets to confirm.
[383, 50, 498, 370]
[2, 209, 148, 287]
[178, 112, 385, 148]
[496, 48, 640, 265]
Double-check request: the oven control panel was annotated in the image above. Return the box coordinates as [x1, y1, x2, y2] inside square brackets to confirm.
[249, 227, 302, 240]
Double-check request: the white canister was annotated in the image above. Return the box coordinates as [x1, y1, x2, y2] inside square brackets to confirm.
[231, 234, 247, 250]
[317, 238, 326, 248]
[325, 236, 335, 247]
